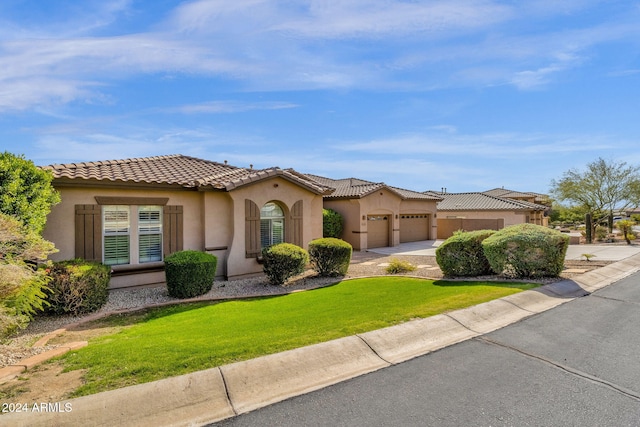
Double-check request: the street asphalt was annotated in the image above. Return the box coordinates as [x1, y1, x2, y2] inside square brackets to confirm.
[213, 270, 640, 427]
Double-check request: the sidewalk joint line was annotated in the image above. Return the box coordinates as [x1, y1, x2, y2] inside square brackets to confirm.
[217, 367, 238, 416]
[500, 298, 536, 314]
[355, 335, 393, 365]
[443, 313, 482, 335]
[477, 337, 640, 402]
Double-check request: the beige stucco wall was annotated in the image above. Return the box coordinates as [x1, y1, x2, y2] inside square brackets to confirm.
[438, 209, 530, 227]
[43, 177, 324, 287]
[223, 176, 324, 279]
[323, 191, 438, 250]
[43, 186, 206, 262]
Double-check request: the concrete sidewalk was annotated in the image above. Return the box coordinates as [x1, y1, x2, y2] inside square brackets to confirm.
[4, 252, 640, 427]
[368, 240, 640, 261]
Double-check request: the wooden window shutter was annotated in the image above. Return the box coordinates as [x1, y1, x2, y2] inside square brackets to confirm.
[290, 200, 303, 247]
[245, 199, 261, 258]
[163, 205, 183, 257]
[75, 204, 102, 262]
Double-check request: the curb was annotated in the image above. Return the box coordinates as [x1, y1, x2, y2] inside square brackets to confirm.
[2, 253, 639, 426]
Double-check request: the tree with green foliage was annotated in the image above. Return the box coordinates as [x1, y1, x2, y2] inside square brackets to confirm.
[0, 213, 57, 337]
[322, 208, 343, 238]
[550, 158, 640, 233]
[615, 220, 636, 245]
[0, 152, 60, 234]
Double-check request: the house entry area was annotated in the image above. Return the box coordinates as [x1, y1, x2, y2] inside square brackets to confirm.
[399, 214, 430, 243]
[367, 215, 390, 248]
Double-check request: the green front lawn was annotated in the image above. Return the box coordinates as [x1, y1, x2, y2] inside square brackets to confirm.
[60, 277, 537, 396]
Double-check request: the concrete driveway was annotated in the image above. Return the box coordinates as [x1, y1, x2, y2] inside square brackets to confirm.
[368, 240, 640, 261]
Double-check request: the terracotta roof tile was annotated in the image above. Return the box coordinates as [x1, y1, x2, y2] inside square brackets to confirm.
[305, 174, 442, 200]
[42, 154, 333, 194]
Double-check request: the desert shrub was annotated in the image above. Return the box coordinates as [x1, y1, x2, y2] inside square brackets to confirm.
[436, 229, 496, 277]
[308, 238, 352, 276]
[436, 230, 496, 277]
[385, 258, 417, 274]
[262, 243, 309, 286]
[482, 224, 569, 278]
[595, 226, 608, 241]
[44, 260, 110, 316]
[322, 209, 343, 238]
[165, 250, 217, 299]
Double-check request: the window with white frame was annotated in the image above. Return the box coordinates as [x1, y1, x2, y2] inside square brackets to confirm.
[138, 206, 163, 263]
[103, 205, 162, 266]
[260, 202, 284, 249]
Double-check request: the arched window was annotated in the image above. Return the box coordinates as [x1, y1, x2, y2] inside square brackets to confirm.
[260, 202, 285, 248]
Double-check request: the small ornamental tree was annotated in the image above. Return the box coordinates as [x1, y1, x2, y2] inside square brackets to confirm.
[322, 209, 343, 238]
[615, 220, 636, 245]
[0, 152, 60, 234]
[482, 224, 569, 278]
[0, 213, 57, 337]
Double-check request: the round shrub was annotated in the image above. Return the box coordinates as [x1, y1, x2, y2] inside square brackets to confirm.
[385, 258, 417, 274]
[262, 243, 309, 286]
[481, 224, 569, 278]
[308, 238, 352, 276]
[435, 230, 496, 277]
[322, 208, 343, 238]
[44, 260, 110, 316]
[165, 250, 217, 299]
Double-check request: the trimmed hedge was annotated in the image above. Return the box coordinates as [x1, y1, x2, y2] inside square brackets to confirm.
[308, 238, 352, 276]
[44, 260, 110, 316]
[435, 230, 496, 277]
[262, 243, 309, 286]
[165, 250, 217, 299]
[482, 224, 569, 278]
[322, 209, 343, 238]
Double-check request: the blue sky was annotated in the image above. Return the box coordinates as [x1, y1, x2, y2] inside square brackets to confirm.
[1, 0, 640, 194]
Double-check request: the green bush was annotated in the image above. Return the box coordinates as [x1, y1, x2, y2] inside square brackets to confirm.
[436, 230, 496, 277]
[44, 260, 110, 316]
[308, 238, 352, 276]
[262, 243, 309, 286]
[322, 208, 343, 238]
[165, 250, 217, 299]
[385, 258, 417, 274]
[482, 224, 569, 278]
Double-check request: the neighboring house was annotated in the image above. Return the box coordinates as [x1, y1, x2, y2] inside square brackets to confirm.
[429, 191, 549, 239]
[483, 187, 551, 207]
[41, 155, 333, 288]
[307, 175, 442, 250]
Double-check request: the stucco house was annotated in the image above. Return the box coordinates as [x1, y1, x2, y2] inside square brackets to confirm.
[428, 191, 548, 239]
[306, 175, 442, 250]
[41, 155, 333, 288]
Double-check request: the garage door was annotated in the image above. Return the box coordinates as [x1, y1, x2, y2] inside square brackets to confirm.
[400, 214, 430, 242]
[367, 215, 390, 248]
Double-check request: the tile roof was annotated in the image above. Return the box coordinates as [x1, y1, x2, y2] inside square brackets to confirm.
[483, 187, 549, 203]
[435, 192, 547, 211]
[42, 154, 334, 194]
[305, 174, 442, 200]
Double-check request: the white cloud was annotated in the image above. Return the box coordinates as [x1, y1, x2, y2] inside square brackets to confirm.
[174, 100, 299, 114]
